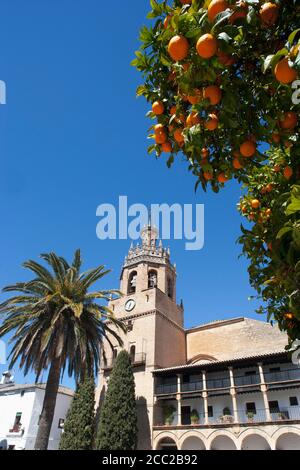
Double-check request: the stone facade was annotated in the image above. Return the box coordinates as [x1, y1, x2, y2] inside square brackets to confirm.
[96, 227, 300, 450]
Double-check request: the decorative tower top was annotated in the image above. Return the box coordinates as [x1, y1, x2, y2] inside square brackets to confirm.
[123, 225, 174, 270]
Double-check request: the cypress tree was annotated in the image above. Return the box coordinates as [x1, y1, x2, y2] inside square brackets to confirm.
[59, 375, 95, 450]
[96, 350, 137, 450]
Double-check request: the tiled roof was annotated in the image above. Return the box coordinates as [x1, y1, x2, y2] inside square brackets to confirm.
[0, 382, 74, 396]
[153, 350, 288, 374]
[186, 317, 245, 332]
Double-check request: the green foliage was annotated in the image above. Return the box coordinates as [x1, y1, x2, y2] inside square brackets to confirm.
[162, 404, 176, 424]
[133, 1, 300, 343]
[238, 147, 300, 342]
[132, 1, 299, 191]
[59, 375, 95, 450]
[96, 351, 138, 450]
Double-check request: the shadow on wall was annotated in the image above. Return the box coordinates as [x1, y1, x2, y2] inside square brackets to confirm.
[0, 440, 7, 450]
[136, 396, 151, 450]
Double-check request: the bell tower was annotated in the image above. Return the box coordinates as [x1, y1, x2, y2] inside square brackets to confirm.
[111, 224, 183, 326]
[96, 226, 186, 449]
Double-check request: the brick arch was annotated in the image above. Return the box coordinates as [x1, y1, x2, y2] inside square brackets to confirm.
[187, 354, 218, 364]
[179, 431, 207, 450]
[153, 431, 178, 450]
[239, 428, 272, 450]
[207, 429, 239, 450]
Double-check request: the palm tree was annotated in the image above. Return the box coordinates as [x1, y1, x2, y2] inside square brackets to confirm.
[0, 250, 125, 450]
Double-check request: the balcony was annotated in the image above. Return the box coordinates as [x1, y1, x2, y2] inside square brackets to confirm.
[6, 425, 25, 437]
[154, 405, 300, 428]
[264, 368, 300, 386]
[102, 352, 146, 370]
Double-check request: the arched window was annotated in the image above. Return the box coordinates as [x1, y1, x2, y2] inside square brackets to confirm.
[129, 344, 136, 364]
[167, 277, 173, 299]
[128, 271, 137, 294]
[148, 270, 157, 289]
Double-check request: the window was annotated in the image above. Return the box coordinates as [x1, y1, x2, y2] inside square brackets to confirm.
[20, 390, 25, 397]
[58, 418, 65, 429]
[181, 406, 191, 425]
[290, 396, 299, 406]
[10, 412, 22, 433]
[128, 271, 137, 294]
[208, 406, 213, 417]
[127, 320, 133, 332]
[269, 401, 280, 413]
[129, 344, 136, 363]
[245, 370, 256, 376]
[8, 445, 15, 450]
[182, 375, 190, 384]
[148, 270, 157, 289]
[113, 347, 118, 361]
[246, 402, 257, 414]
[167, 277, 173, 299]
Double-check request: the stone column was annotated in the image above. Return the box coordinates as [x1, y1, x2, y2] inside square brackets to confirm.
[258, 362, 272, 422]
[202, 370, 209, 425]
[177, 374, 182, 426]
[228, 367, 239, 423]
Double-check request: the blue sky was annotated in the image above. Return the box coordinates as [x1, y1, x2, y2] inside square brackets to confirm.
[0, 0, 264, 388]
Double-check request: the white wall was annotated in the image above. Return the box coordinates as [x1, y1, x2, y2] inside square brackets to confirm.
[0, 387, 73, 450]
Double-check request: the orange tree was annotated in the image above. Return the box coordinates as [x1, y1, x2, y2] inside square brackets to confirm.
[132, 0, 300, 341]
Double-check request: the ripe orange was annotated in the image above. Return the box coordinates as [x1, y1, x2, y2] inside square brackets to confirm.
[161, 141, 172, 153]
[266, 183, 273, 192]
[251, 199, 260, 209]
[205, 113, 218, 131]
[170, 105, 177, 116]
[163, 15, 172, 29]
[273, 164, 281, 172]
[203, 171, 213, 180]
[259, 2, 279, 26]
[154, 124, 165, 134]
[180, 0, 192, 3]
[186, 112, 201, 127]
[265, 208, 272, 217]
[203, 85, 222, 105]
[240, 140, 256, 158]
[208, 0, 229, 22]
[155, 132, 167, 144]
[174, 128, 185, 143]
[233, 158, 243, 169]
[217, 50, 234, 66]
[168, 35, 189, 61]
[196, 34, 218, 59]
[284, 313, 294, 320]
[275, 58, 297, 84]
[201, 147, 210, 159]
[217, 172, 228, 183]
[271, 132, 280, 143]
[283, 166, 293, 180]
[229, 3, 248, 23]
[279, 111, 298, 130]
[152, 101, 165, 115]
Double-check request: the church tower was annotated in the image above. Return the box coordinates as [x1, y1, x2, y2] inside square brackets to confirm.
[96, 225, 186, 449]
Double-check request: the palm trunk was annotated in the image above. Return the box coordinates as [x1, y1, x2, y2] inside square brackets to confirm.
[34, 357, 61, 450]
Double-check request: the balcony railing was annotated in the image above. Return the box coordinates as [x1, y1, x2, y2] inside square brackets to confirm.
[155, 367, 300, 396]
[264, 368, 300, 384]
[102, 352, 146, 370]
[154, 406, 300, 427]
[234, 374, 261, 387]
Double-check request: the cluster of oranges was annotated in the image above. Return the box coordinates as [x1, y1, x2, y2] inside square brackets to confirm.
[146, 0, 299, 186]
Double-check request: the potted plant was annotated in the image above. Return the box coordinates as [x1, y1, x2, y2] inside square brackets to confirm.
[190, 409, 200, 425]
[247, 411, 254, 423]
[162, 404, 176, 426]
[219, 407, 234, 424]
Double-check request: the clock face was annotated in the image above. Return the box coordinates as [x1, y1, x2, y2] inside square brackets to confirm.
[125, 299, 136, 312]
